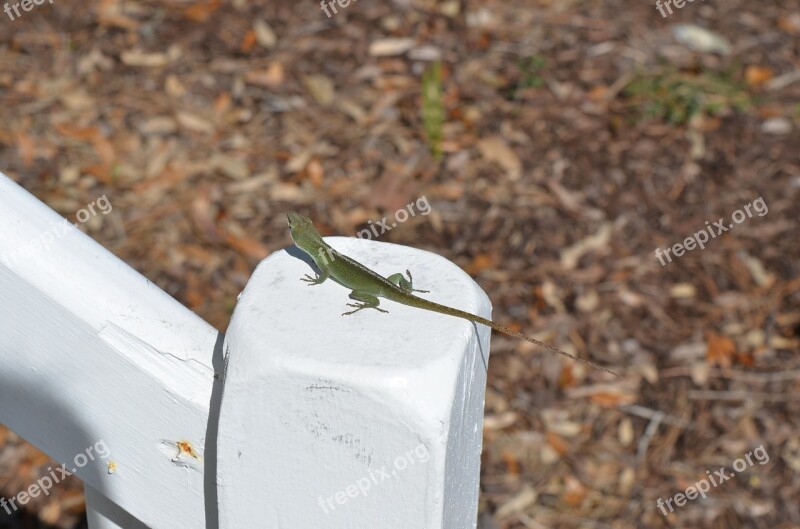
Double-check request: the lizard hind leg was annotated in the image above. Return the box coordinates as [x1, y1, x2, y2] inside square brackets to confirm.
[385, 270, 430, 294]
[342, 290, 389, 316]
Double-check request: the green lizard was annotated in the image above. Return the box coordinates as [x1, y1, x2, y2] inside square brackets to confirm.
[287, 211, 619, 377]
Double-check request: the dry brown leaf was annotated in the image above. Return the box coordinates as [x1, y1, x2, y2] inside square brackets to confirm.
[253, 19, 277, 48]
[139, 116, 178, 135]
[185, 271, 205, 310]
[559, 364, 577, 388]
[53, 123, 98, 141]
[14, 130, 35, 167]
[306, 158, 325, 188]
[214, 92, 232, 115]
[240, 29, 257, 53]
[560, 223, 613, 270]
[39, 501, 62, 524]
[302, 74, 335, 107]
[546, 431, 570, 456]
[500, 450, 520, 475]
[778, 13, 800, 34]
[97, 2, 139, 31]
[182, 0, 220, 22]
[670, 283, 696, 298]
[212, 154, 249, 180]
[589, 392, 637, 407]
[191, 188, 221, 242]
[368, 38, 415, 57]
[477, 136, 521, 180]
[176, 112, 215, 134]
[465, 254, 494, 275]
[587, 84, 609, 101]
[245, 64, 284, 88]
[483, 411, 518, 431]
[706, 331, 736, 368]
[165, 75, 187, 97]
[562, 475, 588, 506]
[745, 65, 775, 87]
[120, 49, 170, 67]
[618, 417, 634, 447]
[494, 484, 537, 519]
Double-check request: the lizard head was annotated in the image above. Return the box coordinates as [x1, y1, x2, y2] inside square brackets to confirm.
[287, 211, 320, 251]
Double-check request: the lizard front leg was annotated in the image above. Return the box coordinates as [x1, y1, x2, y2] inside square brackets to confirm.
[342, 290, 389, 316]
[300, 263, 330, 285]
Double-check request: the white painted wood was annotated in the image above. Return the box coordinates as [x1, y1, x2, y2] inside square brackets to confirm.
[84, 485, 145, 529]
[218, 236, 492, 529]
[0, 172, 220, 529]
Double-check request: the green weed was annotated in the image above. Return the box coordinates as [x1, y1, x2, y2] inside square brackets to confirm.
[421, 60, 445, 160]
[622, 67, 754, 125]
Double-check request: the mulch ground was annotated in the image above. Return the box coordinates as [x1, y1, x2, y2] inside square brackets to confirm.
[1, 0, 798, 527]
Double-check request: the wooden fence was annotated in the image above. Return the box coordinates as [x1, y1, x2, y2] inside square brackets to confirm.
[0, 171, 490, 528]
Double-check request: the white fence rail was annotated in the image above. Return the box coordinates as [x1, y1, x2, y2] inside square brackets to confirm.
[0, 171, 491, 529]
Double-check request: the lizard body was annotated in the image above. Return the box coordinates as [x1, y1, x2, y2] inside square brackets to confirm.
[287, 211, 618, 377]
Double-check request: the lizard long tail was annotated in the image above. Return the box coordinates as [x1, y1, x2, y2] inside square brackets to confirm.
[478, 315, 619, 378]
[394, 293, 620, 377]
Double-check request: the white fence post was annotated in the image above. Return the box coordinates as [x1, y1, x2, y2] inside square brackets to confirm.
[0, 172, 221, 529]
[217, 236, 491, 528]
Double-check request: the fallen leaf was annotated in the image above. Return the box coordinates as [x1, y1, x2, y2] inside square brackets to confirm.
[368, 38, 415, 57]
[670, 283, 696, 298]
[245, 63, 285, 88]
[706, 331, 736, 368]
[212, 154, 249, 180]
[15, 130, 35, 167]
[121, 49, 170, 67]
[182, 0, 220, 22]
[500, 451, 520, 476]
[745, 65, 774, 87]
[302, 74, 335, 106]
[240, 29, 257, 53]
[138, 116, 178, 135]
[306, 158, 325, 188]
[477, 136, 521, 180]
[176, 112, 215, 134]
[562, 475, 588, 506]
[589, 391, 637, 407]
[560, 223, 613, 270]
[466, 254, 494, 275]
[224, 233, 269, 260]
[619, 418, 634, 447]
[546, 431, 570, 456]
[762, 117, 792, 135]
[494, 485, 537, 518]
[672, 24, 731, 54]
[254, 19, 277, 48]
[778, 13, 800, 34]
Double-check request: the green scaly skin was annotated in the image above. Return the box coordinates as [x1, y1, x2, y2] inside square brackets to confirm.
[287, 211, 618, 377]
